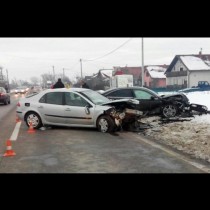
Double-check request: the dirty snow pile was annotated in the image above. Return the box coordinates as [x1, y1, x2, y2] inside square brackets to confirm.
[141, 91, 210, 163]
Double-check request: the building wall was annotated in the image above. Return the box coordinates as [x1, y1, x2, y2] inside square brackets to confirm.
[157, 78, 166, 87]
[144, 70, 166, 88]
[166, 59, 188, 88]
[189, 71, 210, 87]
[166, 76, 187, 87]
[144, 70, 151, 87]
[172, 60, 188, 72]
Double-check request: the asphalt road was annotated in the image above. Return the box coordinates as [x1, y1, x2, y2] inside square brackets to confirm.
[0, 93, 208, 173]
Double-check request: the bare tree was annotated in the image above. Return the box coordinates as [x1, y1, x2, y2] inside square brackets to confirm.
[30, 76, 39, 85]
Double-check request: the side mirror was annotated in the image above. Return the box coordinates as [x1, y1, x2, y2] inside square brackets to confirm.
[85, 104, 91, 115]
[151, 96, 159, 100]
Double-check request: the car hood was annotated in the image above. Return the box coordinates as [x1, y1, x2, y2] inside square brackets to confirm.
[160, 93, 185, 99]
[101, 98, 139, 106]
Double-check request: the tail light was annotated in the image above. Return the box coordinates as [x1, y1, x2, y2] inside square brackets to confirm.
[17, 102, 20, 107]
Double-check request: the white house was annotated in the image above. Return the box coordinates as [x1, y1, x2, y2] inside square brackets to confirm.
[165, 53, 210, 88]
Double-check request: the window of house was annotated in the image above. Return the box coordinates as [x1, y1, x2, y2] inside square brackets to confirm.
[180, 67, 183, 71]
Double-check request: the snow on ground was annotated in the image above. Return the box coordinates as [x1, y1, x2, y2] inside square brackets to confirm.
[140, 91, 210, 164]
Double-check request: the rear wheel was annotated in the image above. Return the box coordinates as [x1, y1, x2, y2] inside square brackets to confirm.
[162, 104, 177, 118]
[25, 112, 43, 129]
[97, 115, 116, 133]
[4, 99, 8, 105]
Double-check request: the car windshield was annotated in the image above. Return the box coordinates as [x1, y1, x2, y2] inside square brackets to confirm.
[80, 89, 110, 105]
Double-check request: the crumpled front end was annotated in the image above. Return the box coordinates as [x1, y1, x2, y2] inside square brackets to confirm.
[104, 107, 143, 127]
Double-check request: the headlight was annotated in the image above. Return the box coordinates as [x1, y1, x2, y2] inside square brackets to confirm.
[202, 106, 208, 110]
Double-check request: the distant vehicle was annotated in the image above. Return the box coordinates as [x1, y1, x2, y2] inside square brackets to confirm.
[102, 87, 208, 118]
[179, 81, 210, 93]
[46, 81, 53, 89]
[0, 87, 10, 105]
[16, 88, 142, 133]
[14, 86, 28, 94]
[33, 86, 42, 93]
[110, 75, 133, 88]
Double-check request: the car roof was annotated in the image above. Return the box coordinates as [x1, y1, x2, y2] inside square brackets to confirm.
[103, 86, 159, 95]
[43, 88, 90, 93]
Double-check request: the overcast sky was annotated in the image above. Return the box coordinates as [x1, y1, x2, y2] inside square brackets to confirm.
[0, 38, 210, 83]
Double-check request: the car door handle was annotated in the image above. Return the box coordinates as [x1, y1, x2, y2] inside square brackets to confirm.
[38, 106, 43, 108]
[65, 108, 71, 111]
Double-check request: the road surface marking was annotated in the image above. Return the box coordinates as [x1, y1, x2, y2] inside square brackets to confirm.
[10, 122, 22, 141]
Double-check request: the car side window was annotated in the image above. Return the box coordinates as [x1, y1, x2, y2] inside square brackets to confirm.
[65, 92, 88, 107]
[134, 90, 153, 99]
[107, 89, 133, 97]
[39, 92, 63, 105]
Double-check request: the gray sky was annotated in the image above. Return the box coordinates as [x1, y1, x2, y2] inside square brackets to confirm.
[0, 38, 210, 83]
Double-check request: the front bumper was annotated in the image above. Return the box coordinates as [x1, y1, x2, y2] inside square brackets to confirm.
[189, 103, 208, 114]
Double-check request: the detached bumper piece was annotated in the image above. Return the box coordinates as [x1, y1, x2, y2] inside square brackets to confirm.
[189, 103, 208, 114]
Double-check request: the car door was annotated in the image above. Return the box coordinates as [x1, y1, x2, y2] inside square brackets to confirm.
[64, 92, 94, 126]
[38, 92, 66, 124]
[133, 89, 162, 111]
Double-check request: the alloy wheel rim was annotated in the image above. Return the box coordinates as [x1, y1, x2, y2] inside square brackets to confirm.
[163, 105, 176, 117]
[99, 119, 108, 132]
[27, 114, 39, 127]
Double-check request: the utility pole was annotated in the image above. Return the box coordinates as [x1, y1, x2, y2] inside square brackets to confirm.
[141, 38, 144, 87]
[63, 68, 65, 81]
[80, 59, 83, 79]
[52, 66, 55, 82]
[6, 69, 10, 92]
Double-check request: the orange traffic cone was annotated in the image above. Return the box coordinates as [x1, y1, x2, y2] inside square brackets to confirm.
[3, 139, 16, 157]
[28, 121, 35, 133]
[16, 115, 21, 123]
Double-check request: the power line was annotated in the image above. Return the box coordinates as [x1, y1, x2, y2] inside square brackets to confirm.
[83, 38, 133, 62]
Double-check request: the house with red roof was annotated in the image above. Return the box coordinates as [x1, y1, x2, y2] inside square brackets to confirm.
[144, 65, 167, 88]
[113, 65, 168, 88]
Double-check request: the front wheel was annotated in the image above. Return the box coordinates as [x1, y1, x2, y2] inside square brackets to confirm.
[96, 115, 116, 133]
[162, 104, 177, 118]
[25, 112, 43, 129]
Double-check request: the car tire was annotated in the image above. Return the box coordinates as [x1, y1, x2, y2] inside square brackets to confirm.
[162, 104, 177, 118]
[4, 99, 8, 105]
[25, 112, 43, 129]
[96, 115, 116, 133]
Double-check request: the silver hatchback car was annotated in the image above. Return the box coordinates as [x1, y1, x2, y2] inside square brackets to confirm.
[16, 88, 141, 133]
